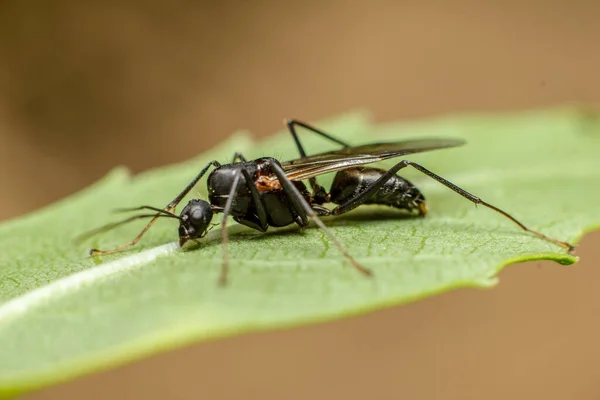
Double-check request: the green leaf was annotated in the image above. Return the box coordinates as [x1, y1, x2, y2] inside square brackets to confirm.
[1, 107, 599, 397]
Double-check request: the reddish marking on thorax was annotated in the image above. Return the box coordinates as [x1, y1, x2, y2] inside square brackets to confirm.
[256, 173, 282, 192]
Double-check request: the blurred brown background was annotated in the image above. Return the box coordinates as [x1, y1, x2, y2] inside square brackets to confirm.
[2, 1, 600, 399]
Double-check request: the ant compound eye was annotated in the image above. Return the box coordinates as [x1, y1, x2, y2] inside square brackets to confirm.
[191, 201, 213, 223]
[190, 208, 205, 222]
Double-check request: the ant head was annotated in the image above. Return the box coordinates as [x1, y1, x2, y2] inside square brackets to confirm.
[178, 199, 214, 246]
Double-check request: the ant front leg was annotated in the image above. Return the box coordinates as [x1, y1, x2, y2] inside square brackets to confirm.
[330, 160, 575, 253]
[218, 169, 241, 286]
[239, 167, 269, 231]
[90, 160, 221, 255]
[165, 160, 222, 212]
[267, 159, 372, 277]
[218, 164, 269, 286]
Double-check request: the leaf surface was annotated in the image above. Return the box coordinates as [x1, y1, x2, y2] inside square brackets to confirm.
[1, 107, 599, 397]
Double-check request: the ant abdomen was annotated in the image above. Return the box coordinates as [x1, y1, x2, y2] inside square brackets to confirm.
[329, 167, 426, 215]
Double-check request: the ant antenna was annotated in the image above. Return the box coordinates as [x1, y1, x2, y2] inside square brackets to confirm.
[75, 205, 182, 244]
[113, 205, 181, 218]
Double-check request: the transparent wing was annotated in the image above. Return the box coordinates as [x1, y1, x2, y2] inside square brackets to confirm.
[281, 138, 465, 181]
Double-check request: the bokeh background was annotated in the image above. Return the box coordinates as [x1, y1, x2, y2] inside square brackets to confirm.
[2, 1, 600, 399]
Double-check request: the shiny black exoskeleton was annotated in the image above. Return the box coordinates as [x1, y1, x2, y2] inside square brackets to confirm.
[177, 161, 427, 247]
[207, 158, 311, 231]
[176, 156, 313, 247]
[177, 198, 213, 246]
[328, 167, 426, 216]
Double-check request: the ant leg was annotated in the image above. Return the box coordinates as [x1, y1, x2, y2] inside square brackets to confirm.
[230, 153, 270, 230]
[165, 160, 222, 211]
[239, 168, 268, 230]
[89, 215, 168, 255]
[219, 167, 270, 285]
[90, 160, 221, 255]
[231, 152, 247, 163]
[285, 119, 350, 200]
[78, 214, 175, 244]
[267, 160, 372, 276]
[218, 169, 242, 286]
[330, 160, 575, 253]
[285, 119, 350, 158]
[113, 205, 180, 216]
[312, 205, 332, 216]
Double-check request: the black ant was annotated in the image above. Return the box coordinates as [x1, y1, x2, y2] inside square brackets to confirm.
[80, 120, 575, 285]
